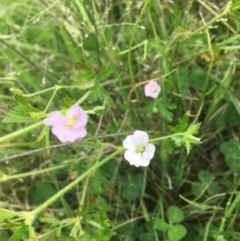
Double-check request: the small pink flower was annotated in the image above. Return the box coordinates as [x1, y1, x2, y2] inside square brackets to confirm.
[144, 80, 161, 98]
[123, 130, 155, 167]
[44, 105, 88, 143]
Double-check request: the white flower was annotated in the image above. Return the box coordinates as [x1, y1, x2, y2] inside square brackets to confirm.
[123, 130, 155, 167]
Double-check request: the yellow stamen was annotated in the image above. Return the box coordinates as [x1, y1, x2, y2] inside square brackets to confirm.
[136, 145, 145, 153]
[66, 115, 77, 127]
[151, 87, 157, 93]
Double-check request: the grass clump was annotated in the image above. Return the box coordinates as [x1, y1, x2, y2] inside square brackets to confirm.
[0, 0, 240, 240]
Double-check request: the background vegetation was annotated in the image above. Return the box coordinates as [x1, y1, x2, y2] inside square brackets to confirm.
[0, 0, 240, 240]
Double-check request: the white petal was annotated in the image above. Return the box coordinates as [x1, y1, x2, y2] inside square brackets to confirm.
[134, 156, 150, 167]
[143, 144, 155, 159]
[124, 150, 141, 165]
[132, 130, 149, 146]
[123, 135, 136, 150]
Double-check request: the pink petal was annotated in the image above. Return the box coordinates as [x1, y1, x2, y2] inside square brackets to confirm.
[66, 105, 88, 128]
[132, 130, 149, 146]
[144, 80, 161, 98]
[124, 150, 141, 165]
[74, 112, 88, 128]
[123, 135, 136, 151]
[134, 156, 150, 167]
[44, 111, 65, 126]
[142, 144, 155, 159]
[51, 123, 69, 143]
[64, 127, 87, 142]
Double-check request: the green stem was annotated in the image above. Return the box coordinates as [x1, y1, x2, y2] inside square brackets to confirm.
[128, 0, 151, 84]
[192, 6, 230, 36]
[1, 165, 66, 183]
[224, 193, 240, 220]
[219, 45, 240, 51]
[22, 86, 56, 97]
[44, 88, 58, 112]
[76, 91, 91, 105]
[150, 133, 184, 143]
[0, 121, 43, 143]
[30, 148, 123, 216]
[23, 85, 93, 97]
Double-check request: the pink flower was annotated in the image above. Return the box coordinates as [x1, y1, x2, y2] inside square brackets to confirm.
[44, 105, 88, 143]
[123, 130, 155, 167]
[144, 80, 161, 98]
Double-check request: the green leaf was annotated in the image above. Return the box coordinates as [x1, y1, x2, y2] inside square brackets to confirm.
[158, 101, 176, 122]
[207, 182, 219, 196]
[63, 95, 77, 108]
[220, 139, 240, 171]
[0, 208, 17, 222]
[226, 105, 240, 128]
[231, 0, 240, 11]
[154, 218, 169, 231]
[14, 105, 41, 113]
[192, 182, 205, 196]
[225, 89, 240, 116]
[96, 64, 116, 81]
[185, 140, 191, 155]
[168, 225, 187, 241]
[28, 112, 46, 120]
[36, 126, 49, 143]
[2, 110, 34, 123]
[221, 230, 240, 236]
[30, 180, 60, 208]
[198, 170, 213, 184]
[96, 212, 116, 241]
[179, 195, 224, 210]
[121, 174, 144, 201]
[15, 94, 28, 106]
[167, 206, 184, 223]
[220, 139, 239, 154]
[8, 225, 28, 241]
[169, 115, 189, 133]
[186, 123, 201, 135]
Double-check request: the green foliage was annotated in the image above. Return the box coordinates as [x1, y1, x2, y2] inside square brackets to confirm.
[95, 212, 116, 241]
[192, 170, 219, 196]
[220, 139, 240, 172]
[0, 208, 17, 222]
[154, 206, 186, 241]
[30, 180, 60, 208]
[167, 205, 185, 223]
[8, 225, 28, 241]
[180, 195, 224, 211]
[1, 95, 45, 123]
[168, 225, 187, 241]
[215, 105, 240, 130]
[120, 173, 144, 201]
[0, 0, 239, 240]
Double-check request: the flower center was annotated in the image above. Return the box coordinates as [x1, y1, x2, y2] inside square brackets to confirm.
[151, 87, 156, 93]
[136, 145, 145, 153]
[65, 115, 77, 127]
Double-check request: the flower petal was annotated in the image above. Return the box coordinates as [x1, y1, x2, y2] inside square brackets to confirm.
[134, 156, 150, 167]
[51, 123, 69, 143]
[66, 105, 88, 128]
[123, 135, 136, 150]
[124, 150, 141, 165]
[44, 111, 65, 126]
[72, 127, 87, 141]
[144, 80, 161, 98]
[142, 144, 155, 160]
[132, 130, 149, 146]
